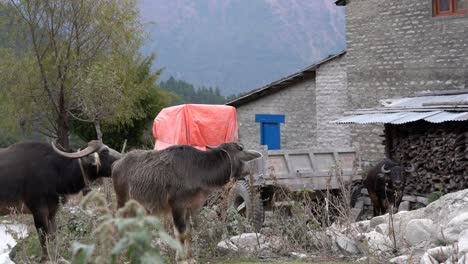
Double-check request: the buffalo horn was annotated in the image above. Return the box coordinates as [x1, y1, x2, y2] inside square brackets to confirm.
[381, 164, 391, 174]
[52, 140, 103, 159]
[405, 164, 415, 173]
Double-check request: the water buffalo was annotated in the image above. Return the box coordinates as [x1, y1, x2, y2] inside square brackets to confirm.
[112, 142, 261, 264]
[0, 140, 121, 262]
[365, 158, 415, 216]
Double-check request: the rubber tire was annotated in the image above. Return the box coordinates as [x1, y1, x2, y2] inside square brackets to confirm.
[227, 180, 264, 231]
[350, 181, 364, 208]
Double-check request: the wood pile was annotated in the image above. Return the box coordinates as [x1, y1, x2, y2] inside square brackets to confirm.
[390, 129, 468, 195]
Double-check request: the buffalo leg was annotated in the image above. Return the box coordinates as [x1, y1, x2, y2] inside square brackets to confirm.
[369, 192, 382, 216]
[30, 205, 51, 262]
[172, 208, 189, 263]
[184, 210, 196, 264]
[47, 197, 59, 239]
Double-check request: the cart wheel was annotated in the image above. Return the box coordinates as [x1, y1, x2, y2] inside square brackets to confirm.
[227, 180, 264, 231]
[350, 180, 364, 207]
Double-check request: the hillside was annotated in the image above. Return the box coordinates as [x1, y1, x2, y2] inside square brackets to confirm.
[139, 0, 345, 95]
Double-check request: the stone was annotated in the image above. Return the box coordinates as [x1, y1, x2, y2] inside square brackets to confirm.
[426, 245, 455, 263]
[416, 196, 429, 205]
[375, 223, 388, 236]
[216, 240, 238, 254]
[389, 255, 409, 264]
[369, 214, 388, 229]
[458, 229, 468, 256]
[419, 252, 439, 264]
[335, 233, 360, 255]
[458, 254, 467, 264]
[398, 201, 410, 212]
[364, 230, 394, 253]
[439, 212, 468, 243]
[353, 220, 370, 233]
[288, 252, 308, 259]
[402, 195, 417, 202]
[404, 219, 435, 247]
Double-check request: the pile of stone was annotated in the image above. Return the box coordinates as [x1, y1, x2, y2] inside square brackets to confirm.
[333, 188, 468, 263]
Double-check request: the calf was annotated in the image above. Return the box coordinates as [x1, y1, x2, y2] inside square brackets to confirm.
[112, 142, 261, 264]
[365, 158, 414, 216]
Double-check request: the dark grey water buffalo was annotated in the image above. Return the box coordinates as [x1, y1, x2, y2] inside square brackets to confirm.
[0, 140, 121, 262]
[112, 142, 261, 264]
[365, 158, 415, 216]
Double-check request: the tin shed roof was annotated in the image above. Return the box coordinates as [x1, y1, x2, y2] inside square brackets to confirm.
[336, 90, 468, 124]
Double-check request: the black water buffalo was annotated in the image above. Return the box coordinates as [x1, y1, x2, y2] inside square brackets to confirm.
[365, 158, 414, 216]
[0, 140, 121, 262]
[112, 142, 262, 264]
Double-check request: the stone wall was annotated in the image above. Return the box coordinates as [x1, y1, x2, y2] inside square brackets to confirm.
[235, 77, 317, 150]
[344, 0, 468, 162]
[236, 55, 351, 151]
[315, 55, 352, 149]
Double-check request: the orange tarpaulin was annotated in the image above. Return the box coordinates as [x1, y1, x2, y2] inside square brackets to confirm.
[153, 104, 239, 150]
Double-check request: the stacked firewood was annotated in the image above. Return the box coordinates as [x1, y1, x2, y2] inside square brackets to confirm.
[391, 129, 468, 195]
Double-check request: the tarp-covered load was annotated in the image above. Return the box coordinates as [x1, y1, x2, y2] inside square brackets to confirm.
[152, 104, 239, 150]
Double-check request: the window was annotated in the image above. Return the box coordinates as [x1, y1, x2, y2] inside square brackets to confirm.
[434, 0, 466, 16]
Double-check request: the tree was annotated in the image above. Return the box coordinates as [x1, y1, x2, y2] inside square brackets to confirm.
[71, 55, 177, 150]
[3, 0, 146, 148]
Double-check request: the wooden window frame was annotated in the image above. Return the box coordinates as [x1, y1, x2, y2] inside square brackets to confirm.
[434, 0, 466, 16]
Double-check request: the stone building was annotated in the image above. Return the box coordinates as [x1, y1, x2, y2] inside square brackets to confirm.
[226, 51, 351, 150]
[336, 0, 468, 162]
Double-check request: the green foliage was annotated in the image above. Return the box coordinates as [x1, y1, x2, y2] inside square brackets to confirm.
[72, 191, 180, 264]
[71, 55, 175, 150]
[159, 76, 227, 105]
[0, 0, 161, 147]
[428, 191, 444, 204]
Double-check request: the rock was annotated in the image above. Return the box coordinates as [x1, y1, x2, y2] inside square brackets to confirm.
[353, 220, 370, 233]
[363, 230, 394, 253]
[458, 254, 467, 264]
[439, 212, 468, 243]
[335, 233, 360, 255]
[0, 223, 28, 264]
[389, 255, 409, 264]
[375, 223, 388, 236]
[216, 240, 238, 254]
[229, 233, 262, 251]
[416, 196, 429, 205]
[288, 252, 308, 259]
[370, 214, 388, 229]
[426, 245, 456, 262]
[402, 195, 417, 202]
[398, 201, 410, 212]
[458, 229, 468, 257]
[404, 219, 435, 247]
[420, 252, 439, 264]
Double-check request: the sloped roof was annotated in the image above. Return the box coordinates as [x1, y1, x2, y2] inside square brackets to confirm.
[335, 90, 468, 124]
[226, 51, 346, 107]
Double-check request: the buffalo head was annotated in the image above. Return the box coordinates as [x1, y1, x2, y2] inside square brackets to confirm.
[380, 161, 414, 191]
[52, 140, 122, 178]
[207, 142, 262, 180]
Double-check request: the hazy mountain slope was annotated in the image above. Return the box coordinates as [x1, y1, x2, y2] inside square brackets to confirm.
[140, 0, 345, 95]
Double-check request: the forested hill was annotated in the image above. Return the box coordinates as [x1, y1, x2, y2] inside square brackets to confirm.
[140, 0, 345, 95]
[159, 77, 227, 104]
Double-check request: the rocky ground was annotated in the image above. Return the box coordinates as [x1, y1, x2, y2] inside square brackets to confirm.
[216, 188, 468, 264]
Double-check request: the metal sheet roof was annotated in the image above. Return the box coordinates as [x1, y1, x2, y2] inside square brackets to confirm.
[336, 90, 468, 125]
[336, 111, 468, 124]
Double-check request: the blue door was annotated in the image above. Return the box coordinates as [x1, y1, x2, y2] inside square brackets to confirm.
[255, 114, 285, 150]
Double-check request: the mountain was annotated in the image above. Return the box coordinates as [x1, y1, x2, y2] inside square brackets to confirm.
[139, 0, 345, 96]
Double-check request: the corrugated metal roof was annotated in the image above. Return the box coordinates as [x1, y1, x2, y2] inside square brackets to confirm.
[336, 90, 468, 125]
[336, 111, 468, 124]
